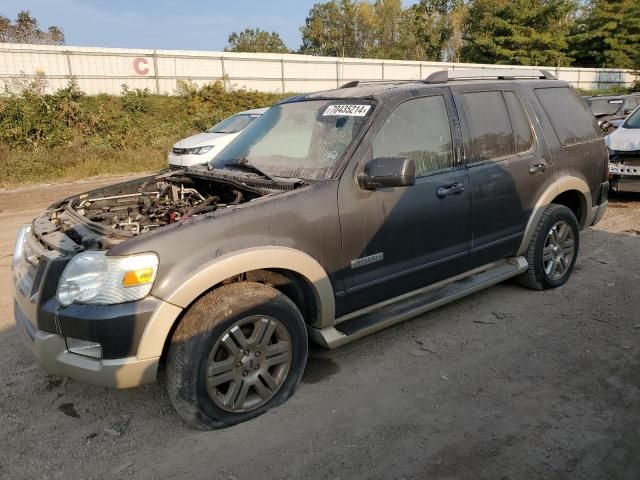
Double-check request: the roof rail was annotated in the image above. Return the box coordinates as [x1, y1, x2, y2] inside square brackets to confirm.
[340, 80, 361, 88]
[339, 79, 416, 89]
[424, 68, 556, 83]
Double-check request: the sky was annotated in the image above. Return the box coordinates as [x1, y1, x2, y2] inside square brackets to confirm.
[3, 0, 417, 52]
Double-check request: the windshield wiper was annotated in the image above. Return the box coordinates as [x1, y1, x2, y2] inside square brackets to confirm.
[224, 159, 275, 181]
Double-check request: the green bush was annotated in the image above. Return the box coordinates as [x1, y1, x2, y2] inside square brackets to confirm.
[0, 80, 286, 187]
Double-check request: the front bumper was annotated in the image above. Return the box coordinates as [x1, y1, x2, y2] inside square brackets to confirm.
[14, 298, 159, 388]
[12, 225, 163, 389]
[167, 151, 212, 168]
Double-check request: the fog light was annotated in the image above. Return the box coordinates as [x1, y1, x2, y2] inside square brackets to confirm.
[65, 337, 102, 359]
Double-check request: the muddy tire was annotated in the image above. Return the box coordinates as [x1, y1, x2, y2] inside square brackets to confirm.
[166, 282, 308, 430]
[517, 204, 580, 291]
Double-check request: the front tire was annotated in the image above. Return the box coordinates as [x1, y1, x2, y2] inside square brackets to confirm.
[518, 204, 580, 290]
[166, 282, 308, 429]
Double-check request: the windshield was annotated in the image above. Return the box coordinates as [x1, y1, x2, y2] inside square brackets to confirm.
[207, 113, 262, 134]
[210, 100, 375, 180]
[587, 98, 624, 116]
[623, 107, 640, 129]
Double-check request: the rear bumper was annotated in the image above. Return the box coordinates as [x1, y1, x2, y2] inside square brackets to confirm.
[589, 201, 608, 226]
[14, 298, 159, 389]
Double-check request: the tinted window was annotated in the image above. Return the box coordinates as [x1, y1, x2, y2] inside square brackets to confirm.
[372, 96, 453, 177]
[586, 97, 623, 116]
[535, 87, 599, 146]
[458, 91, 515, 161]
[504, 91, 534, 154]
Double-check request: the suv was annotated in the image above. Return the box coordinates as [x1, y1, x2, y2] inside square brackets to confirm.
[13, 69, 609, 429]
[585, 93, 640, 132]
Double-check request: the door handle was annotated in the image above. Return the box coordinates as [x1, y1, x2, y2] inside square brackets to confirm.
[436, 182, 465, 198]
[529, 163, 547, 174]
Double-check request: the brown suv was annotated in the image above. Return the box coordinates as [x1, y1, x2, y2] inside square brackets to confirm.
[13, 69, 608, 429]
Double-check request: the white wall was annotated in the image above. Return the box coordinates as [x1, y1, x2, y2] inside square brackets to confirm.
[0, 43, 636, 95]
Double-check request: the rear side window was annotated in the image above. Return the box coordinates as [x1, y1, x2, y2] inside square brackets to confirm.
[504, 91, 534, 154]
[535, 87, 599, 146]
[372, 95, 453, 177]
[458, 91, 515, 161]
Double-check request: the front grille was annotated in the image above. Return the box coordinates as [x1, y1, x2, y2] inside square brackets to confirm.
[172, 147, 188, 155]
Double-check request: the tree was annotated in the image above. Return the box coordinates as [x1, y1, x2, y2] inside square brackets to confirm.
[300, 0, 353, 56]
[461, 0, 576, 66]
[570, 0, 640, 69]
[300, 0, 408, 59]
[225, 28, 290, 53]
[401, 0, 467, 61]
[0, 10, 65, 44]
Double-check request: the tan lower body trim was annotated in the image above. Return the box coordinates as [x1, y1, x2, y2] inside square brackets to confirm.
[136, 298, 183, 360]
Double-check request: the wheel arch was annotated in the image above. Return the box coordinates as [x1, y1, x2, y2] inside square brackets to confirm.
[136, 247, 335, 360]
[517, 176, 591, 256]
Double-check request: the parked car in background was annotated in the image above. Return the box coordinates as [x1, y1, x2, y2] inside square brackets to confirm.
[585, 93, 640, 132]
[606, 105, 640, 193]
[168, 108, 268, 168]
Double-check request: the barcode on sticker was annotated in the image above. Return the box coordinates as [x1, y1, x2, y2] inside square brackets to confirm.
[323, 104, 371, 117]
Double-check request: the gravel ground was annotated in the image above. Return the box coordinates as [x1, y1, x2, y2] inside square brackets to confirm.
[1, 177, 639, 480]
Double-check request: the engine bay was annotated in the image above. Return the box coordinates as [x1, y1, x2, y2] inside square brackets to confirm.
[63, 173, 265, 237]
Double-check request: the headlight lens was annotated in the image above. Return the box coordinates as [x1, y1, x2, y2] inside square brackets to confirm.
[12, 224, 31, 270]
[57, 251, 159, 306]
[190, 145, 214, 155]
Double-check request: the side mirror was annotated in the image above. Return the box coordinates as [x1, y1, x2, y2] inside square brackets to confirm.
[358, 156, 415, 190]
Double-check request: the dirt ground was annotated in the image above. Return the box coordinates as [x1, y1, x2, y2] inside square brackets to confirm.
[1, 177, 639, 480]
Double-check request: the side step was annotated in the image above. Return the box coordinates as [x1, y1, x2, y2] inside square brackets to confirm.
[309, 257, 528, 349]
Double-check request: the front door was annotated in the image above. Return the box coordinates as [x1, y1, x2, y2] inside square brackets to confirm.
[338, 91, 473, 312]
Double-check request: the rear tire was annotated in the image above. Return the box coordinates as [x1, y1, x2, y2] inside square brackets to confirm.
[166, 282, 308, 430]
[517, 204, 579, 290]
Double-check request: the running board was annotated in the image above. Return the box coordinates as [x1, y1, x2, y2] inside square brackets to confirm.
[309, 257, 528, 349]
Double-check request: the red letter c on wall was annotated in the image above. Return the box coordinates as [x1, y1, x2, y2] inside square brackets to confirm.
[133, 57, 150, 76]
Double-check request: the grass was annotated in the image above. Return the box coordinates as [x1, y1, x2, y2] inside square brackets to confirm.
[0, 79, 287, 188]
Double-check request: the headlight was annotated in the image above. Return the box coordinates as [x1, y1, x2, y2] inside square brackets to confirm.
[12, 224, 31, 270]
[190, 145, 214, 155]
[57, 251, 159, 307]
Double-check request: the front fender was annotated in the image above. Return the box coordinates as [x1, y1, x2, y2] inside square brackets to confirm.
[136, 246, 335, 360]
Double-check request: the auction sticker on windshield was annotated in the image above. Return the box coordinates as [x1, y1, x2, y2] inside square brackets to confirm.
[323, 104, 371, 116]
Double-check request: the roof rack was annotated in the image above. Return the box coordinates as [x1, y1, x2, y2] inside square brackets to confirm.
[424, 68, 556, 83]
[338, 68, 556, 89]
[339, 79, 415, 89]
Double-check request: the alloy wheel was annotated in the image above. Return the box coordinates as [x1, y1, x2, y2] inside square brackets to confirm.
[542, 220, 575, 280]
[205, 315, 292, 413]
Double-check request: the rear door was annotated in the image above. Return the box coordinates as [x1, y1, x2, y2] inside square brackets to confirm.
[452, 86, 554, 262]
[338, 90, 472, 312]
